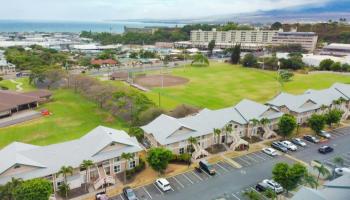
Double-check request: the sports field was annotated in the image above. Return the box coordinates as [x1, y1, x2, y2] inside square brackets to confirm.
[141, 62, 350, 109]
[0, 88, 127, 148]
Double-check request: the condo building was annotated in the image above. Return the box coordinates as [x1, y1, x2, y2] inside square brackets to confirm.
[189, 29, 318, 52]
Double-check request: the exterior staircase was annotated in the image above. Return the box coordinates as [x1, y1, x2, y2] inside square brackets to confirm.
[229, 133, 248, 150]
[192, 144, 209, 160]
[262, 125, 277, 140]
[93, 166, 115, 190]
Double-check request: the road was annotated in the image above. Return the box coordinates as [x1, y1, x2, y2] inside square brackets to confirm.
[113, 127, 350, 200]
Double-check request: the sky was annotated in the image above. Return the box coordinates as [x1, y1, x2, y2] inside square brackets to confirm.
[0, 0, 337, 21]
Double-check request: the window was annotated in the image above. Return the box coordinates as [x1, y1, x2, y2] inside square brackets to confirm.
[114, 157, 120, 163]
[179, 148, 185, 154]
[129, 161, 136, 169]
[14, 164, 21, 169]
[114, 165, 121, 173]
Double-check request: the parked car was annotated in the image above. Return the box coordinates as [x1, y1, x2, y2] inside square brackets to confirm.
[271, 142, 288, 153]
[260, 179, 284, 194]
[262, 148, 278, 157]
[96, 192, 109, 200]
[155, 178, 172, 192]
[291, 138, 307, 147]
[280, 141, 298, 151]
[199, 160, 216, 175]
[303, 135, 320, 143]
[255, 182, 268, 192]
[318, 146, 334, 154]
[123, 187, 139, 200]
[334, 168, 350, 176]
[319, 130, 331, 139]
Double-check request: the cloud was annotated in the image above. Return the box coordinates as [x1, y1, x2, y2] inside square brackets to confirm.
[0, 0, 334, 21]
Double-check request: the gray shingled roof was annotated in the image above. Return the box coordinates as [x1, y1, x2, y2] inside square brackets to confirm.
[142, 99, 283, 145]
[267, 83, 350, 114]
[0, 126, 142, 184]
[291, 186, 326, 200]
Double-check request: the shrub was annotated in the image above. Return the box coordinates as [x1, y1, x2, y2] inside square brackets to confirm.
[170, 153, 191, 164]
[126, 158, 146, 180]
[319, 59, 334, 70]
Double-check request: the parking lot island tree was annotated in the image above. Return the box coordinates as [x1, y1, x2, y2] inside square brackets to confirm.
[272, 162, 307, 195]
[302, 173, 318, 189]
[308, 114, 326, 135]
[313, 164, 330, 189]
[277, 114, 297, 139]
[147, 147, 173, 174]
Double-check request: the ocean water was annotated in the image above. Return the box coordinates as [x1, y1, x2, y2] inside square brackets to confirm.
[0, 20, 184, 33]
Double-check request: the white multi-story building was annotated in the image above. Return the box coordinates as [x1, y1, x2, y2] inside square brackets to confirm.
[271, 32, 318, 52]
[190, 29, 278, 51]
[190, 29, 318, 52]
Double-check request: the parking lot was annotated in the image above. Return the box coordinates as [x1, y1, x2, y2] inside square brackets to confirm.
[111, 127, 350, 200]
[111, 160, 237, 200]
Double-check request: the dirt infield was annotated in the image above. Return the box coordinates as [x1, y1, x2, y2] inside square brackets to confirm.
[134, 74, 189, 88]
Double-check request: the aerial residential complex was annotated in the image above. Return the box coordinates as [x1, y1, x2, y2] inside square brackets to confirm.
[189, 28, 318, 52]
[143, 83, 350, 159]
[0, 126, 143, 192]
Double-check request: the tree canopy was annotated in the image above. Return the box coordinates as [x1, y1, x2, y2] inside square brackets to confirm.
[147, 147, 173, 174]
[13, 179, 52, 200]
[272, 162, 307, 194]
[277, 114, 297, 138]
[308, 114, 326, 134]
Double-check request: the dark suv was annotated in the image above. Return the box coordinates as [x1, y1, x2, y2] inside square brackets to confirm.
[318, 146, 334, 154]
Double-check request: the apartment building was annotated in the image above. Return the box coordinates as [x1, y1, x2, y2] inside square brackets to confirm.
[142, 99, 283, 159]
[190, 29, 278, 51]
[0, 126, 143, 192]
[189, 29, 318, 52]
[271, 32, 318, 52]
[267, 83, 350, 125]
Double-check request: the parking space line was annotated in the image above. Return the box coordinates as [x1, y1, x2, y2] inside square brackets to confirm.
[245, 154, 260, 163]
[216, 162, 229, 172]
[153, 183, 164, 195]
[237, 157, 251, 166]
[182, 173, 194, 184]
[191, 171, 203, 181]
[172, 176, 184, 188]
[143, 187, 152, 199]
[232, 193, 241, 200]
[201, 168, 213, 177]
[252, 152, 266, 161]
[120, 194, 125, 200]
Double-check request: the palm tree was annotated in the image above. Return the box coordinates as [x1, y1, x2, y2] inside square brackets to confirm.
[320, 104, 328, 114]
[80, 160, 94, 191]
[187, 136, 198, 162]
[121, 152, 134, 183]
[58, 166, 73, 198]
[302, 173, 318, 189]
[249, 119, 260, 141]
[224, 124, 233, 144]
[191, 53, 209, 66]
[313, 164, 330, 189]
[213, 128, 221, 144]
[333, 157, 344, 167]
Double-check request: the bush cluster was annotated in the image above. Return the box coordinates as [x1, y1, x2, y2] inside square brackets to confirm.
[126, 159, 146, 180]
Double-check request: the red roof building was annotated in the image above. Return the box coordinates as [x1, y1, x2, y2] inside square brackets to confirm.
[90, 59, 118, 66]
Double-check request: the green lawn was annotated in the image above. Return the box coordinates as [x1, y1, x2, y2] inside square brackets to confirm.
[145, 62, 350, 109]
[0, 89, 127, 148]
[0, 78, 35, 91]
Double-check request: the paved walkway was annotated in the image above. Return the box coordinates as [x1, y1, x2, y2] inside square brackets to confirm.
[0, 111, 41, 128]
[9, 79, 23, 91]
